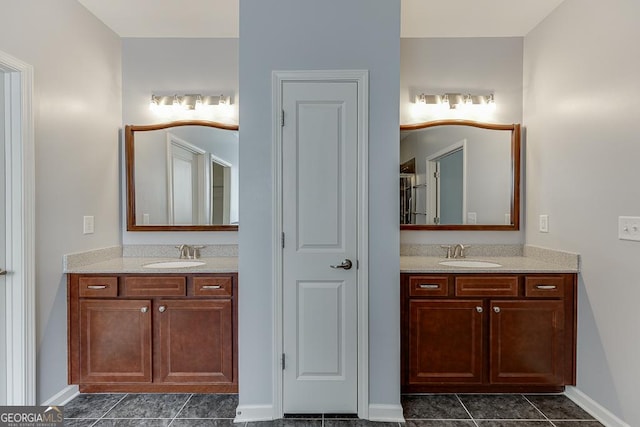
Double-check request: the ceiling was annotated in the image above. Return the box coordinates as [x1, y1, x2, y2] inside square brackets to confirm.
[78, 0, 566, 38]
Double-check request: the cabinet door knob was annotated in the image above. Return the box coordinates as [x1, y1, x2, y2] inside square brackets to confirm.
[140, 307, 148, 313]
[476, 306, 483, 313]
[158, 305, 166, 313]
[493, 307, 501, 313]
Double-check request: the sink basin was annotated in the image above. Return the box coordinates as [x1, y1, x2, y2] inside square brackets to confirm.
[143, 261, 206, 269]
[439, 260, 502, 268]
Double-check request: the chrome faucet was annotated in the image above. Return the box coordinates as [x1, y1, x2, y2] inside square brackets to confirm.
[175, 244, 205, 259]
[453, 243, 470, 259]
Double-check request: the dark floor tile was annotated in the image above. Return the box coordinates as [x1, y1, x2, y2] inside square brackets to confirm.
[246, 420, 322, 427]
[552, 422, 604, 427]
[459, 395, 542, 420]
[405, 421, 476, 427]
[475, 422, 552, 427]
[324, 420, 398, 427]
[176, 394, 238, 419]
[170, 420, 237, 427]
[64, 394, 126, 418]
[524, 395, 595, 420]
[64, 419, 98, 427]
[93, 419, 171, 426]
[402, 394, 470, 419]
[104, 393, 190, 419]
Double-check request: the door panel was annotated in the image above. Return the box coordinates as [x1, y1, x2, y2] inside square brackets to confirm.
[282, 80, 358, 413]
[0, 72, 6, 403]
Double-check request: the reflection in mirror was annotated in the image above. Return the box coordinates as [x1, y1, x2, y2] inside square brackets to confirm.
[126, 121, 239, 231]
[400, 120, 520, 231]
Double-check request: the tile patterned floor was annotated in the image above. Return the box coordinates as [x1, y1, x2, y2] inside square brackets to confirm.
[63, 393, 604, 426]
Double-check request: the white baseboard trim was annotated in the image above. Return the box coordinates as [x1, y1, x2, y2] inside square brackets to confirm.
[234, 404, 274, 423]
[41, 385, 79, 406]
[565, 386, 630, 427]
[368, 404, 405, 423]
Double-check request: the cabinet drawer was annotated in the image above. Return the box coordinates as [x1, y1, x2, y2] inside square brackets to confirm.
[525, 276, 564, 298]
[78, 276, 118, 298]
[408, 276, 448, 297]
[193, 276, 233, 297]
[122, 276, 186, 297]
[455, 276, 518, 297]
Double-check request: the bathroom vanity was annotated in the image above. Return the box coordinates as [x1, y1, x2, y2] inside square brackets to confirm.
[66, 256, 238, 393]
[400, 253, 578, 393]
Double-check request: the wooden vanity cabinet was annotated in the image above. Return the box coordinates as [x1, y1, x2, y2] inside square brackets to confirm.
[68, 273, 238, 393]
[401, 273, 576, 393]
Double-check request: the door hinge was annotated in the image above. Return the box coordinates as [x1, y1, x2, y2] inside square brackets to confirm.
[434, 171, 440, 178]
[281, 109, 285, 127]
[282, 232, 285, 249]
[434, 216, 440, 224]
[282, 353, 286, 370]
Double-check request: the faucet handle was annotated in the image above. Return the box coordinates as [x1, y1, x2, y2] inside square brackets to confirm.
[440, 245, 453, 259]
[192, 245, 205, 259]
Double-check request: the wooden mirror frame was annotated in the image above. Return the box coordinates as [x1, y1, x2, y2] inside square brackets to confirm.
[399, 119, 521, 231]
[125, 120, 240, 231]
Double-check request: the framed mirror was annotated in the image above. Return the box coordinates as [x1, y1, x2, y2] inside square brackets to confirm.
[126, 120, 239, 231]
[400, 119, 520, 231]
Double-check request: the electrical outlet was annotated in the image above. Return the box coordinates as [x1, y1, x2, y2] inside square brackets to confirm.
[143, 213, 150, 225]
[83, 216, 94, 234]
[504, 213, 511, 225]
[618, 216, 640, 241]
[539, 214, 549, 233]
[467, 212, 477, 224]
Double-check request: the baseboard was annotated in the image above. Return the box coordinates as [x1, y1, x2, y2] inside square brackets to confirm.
[368, 403, 405, 423]
[41, 385, 79, 406]
[234, 404, 274, 423]
[565, 386, 630, 427]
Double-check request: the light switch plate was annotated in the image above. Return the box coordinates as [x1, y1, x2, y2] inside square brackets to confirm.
[539, 214, 549, 233]
[83, 216, 94, 234]
[618, 216, 640, 241]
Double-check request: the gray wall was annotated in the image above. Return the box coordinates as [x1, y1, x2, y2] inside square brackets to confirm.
[0, 0, 122, 402]
[122, 38, 239, 245]
[524, 0, 640, 424]
[239, 0, 400, 410]
[400, 37, 524, 245]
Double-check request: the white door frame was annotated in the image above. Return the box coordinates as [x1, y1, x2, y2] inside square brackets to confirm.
[0, 50, 36, 405]
[272, 70, 369, 419]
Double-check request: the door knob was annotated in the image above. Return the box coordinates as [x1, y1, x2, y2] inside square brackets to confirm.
[0, 269, 7, 276]
[330, 259, 353, 270]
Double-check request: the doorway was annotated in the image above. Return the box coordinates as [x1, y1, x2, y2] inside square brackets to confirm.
[273, 70, 369, 418]
[0, 50, 35, 405]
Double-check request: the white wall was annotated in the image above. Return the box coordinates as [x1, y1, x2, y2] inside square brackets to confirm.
[0, 0, 121, 402]
[239, 0, 400, 411]
[524, 0, 640, 424]
[400, 37, 524, 244]
[122, 38, 239, 244]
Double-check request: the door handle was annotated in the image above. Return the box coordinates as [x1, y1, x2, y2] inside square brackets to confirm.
[0, 269, 7, 276]
[330, 259, 353, 270]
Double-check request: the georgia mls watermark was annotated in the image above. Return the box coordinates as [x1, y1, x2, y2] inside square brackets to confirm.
[0, 406, 63, 427]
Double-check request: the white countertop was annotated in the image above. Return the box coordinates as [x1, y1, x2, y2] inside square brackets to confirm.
[64, 256, 238, 274]
[400, 256, 578, 274]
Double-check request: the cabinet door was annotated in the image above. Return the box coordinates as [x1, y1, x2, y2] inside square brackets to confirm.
[156, 299, 233, 384]
[409, 300, 484, 384]
[79, 299, 152, 383]
[490, 300, 564, 385]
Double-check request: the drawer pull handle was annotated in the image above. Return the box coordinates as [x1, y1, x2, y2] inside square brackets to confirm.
[158, 305, 166, 313]
[476, 306, 483, 313]
[493, 307, 501, 313]
[140, 307, 148, 313]
[418, 284, 439, 289]
[201, 285, 222, 289]
[87, 285, 108, 290]
[535, 285, 557, 290]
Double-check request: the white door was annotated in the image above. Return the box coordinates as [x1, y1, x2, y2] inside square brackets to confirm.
[1, 70, 7, 404]
[282, 80, 359, 413]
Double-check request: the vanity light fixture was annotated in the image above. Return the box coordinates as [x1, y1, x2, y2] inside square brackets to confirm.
[416, 92, 495, 110]
[149, 93, 230, 112]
